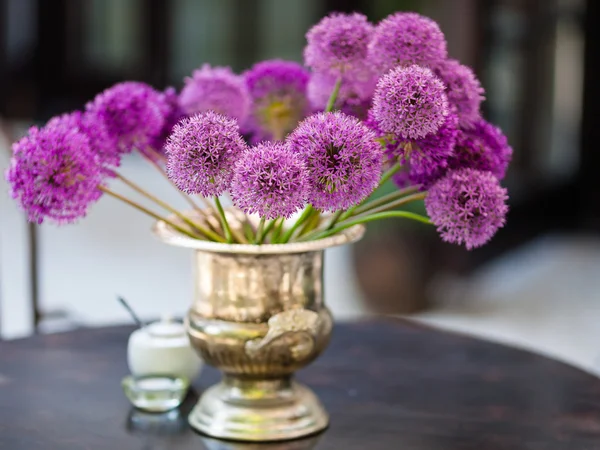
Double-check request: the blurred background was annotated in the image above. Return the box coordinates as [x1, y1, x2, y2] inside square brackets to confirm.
[1, 0, 599, 372]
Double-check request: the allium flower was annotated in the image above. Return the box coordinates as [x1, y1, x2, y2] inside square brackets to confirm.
[307, 71, 375, 119]
[429, 59, 485, 129]
[85, 81, 168, 155]
[368, 12, 448, 74]
[368, 110, 458, 189]
[304, 12, 374, 79]
[371, 65, 449, 140]
[448, 119, 512, 179]
[391, 168, 411, 188]
[165, 111, 248, 197]
[5, 117, 104, 224]
[243, 60, 310, 142]
[403, 114, 459, 188]
[386, 113, 458, 163]
[287, 111, 383, 211]
[425, 168, 508, 250]
[150, 87, 185, 153]
[46, 111, 116, 169]
[231, 142, 308, 219]
[178, 64, 250, 125]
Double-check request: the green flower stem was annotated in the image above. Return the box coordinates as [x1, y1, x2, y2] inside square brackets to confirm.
[338, 162, 405, 222]
[264, 219, 278, 243]
[114, 172, 225, 242]
[379, 161, 403, 186]
[324, 210, 344, 231]
[258, 219, 277, 244]
[356, 192, 427, 216]
[301, 211, 432, 242]
[254, 217, 266, 244]
[280, 205, 314, 243]
[243, 219, 255, 242]
[272, 218, 285, 242]
[214, 197, 234, 243]
[325, 77, 342, 112]
[230, 226, 249, 244]
[141, 147, 216, 214]
[299, 209, 321, 236]
[196, 195, 216, 213]
[99, 186, 200, 240]
[351, 186, 420, 217]
[139, 149, 207, 214]
[141, 146, 167, 163]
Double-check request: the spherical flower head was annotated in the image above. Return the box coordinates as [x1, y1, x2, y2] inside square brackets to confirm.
[231, 142, 308, 219]
[368, 12, 448, 74]
[165, 111, 248, 197]
[6, 117, 104, 224]
[405, 114, 459, 188]
[287, 111, 383, 211]
[149, 87, 185, 155]
[372, 65, 449, 140]
[308, 71, 375, 119]
[448, 119, 512, 179]
[368, 110, 458, 190]
[304, 12, 374, 78]
[243, 60, 310, 142]
[178, 64, 250, 125]
[425, 168, 508, 250]
[47, 111, 120, 172]
[85, 81, 167, 155]
[429, 59, 485, 129]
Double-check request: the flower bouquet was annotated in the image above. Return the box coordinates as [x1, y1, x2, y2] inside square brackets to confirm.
[6, 11, 511, 442]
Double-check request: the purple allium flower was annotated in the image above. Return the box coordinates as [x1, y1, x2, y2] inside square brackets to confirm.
[368, 12, 448, 74]
[243, 60, 310, 142]
[425, 168, 508, 250]
[165, 111, 248, 197]
[178, 64, 250, 125]
[372, 65, 449, 140]
[405, 114, 459, 188]
[368, 110, 458, 190]
[390, 168, 411, 188]
[150, 87, 185, 154]
[287, 111, 383, 211]
[231, 142, 308, 219]
[46, 111, 117, 169]
[85, 81, 168, 155]
[428, 59, 485, 129]
[304, 12, 374, 79]
[307, 71, 375, 119]
[5, 117, 104, 224]
[448, 119, 513, 179]
[390, 113, 458, 163]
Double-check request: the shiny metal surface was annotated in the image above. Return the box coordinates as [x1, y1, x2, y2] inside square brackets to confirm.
[155, 210, 364, 441]
[153, 210, 365, 254]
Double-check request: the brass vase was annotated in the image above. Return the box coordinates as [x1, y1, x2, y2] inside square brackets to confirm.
[154, 212, 365, 442]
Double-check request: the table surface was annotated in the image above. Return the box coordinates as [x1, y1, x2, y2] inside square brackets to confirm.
[1, 319, 600, 450]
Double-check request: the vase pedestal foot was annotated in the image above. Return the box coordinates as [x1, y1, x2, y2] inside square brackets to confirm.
[188, 376, 328, 442]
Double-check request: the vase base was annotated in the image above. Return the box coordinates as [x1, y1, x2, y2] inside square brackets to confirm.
[188, 377, 328, 442]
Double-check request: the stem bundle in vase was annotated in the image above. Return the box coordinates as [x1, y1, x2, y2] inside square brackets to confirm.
[5, 11, 511, 251]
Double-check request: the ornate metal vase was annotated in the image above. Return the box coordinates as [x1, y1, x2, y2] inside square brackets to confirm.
[154, 213, 365, 442]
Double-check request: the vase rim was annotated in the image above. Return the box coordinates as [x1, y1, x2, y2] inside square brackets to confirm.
[153, 219, 365, 254]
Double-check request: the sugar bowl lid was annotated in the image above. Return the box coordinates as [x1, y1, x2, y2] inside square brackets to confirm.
[146, 316, 186, 338]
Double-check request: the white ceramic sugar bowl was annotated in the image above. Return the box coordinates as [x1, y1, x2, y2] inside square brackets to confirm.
[127, 317, 202, 382]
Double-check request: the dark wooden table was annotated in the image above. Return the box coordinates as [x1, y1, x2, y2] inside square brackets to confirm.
[1, 319, 600, 449]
